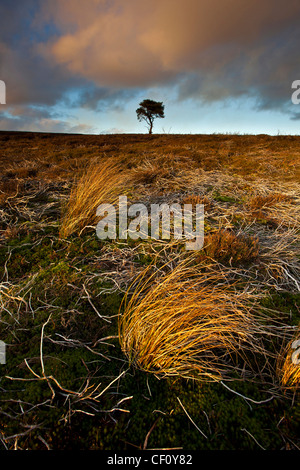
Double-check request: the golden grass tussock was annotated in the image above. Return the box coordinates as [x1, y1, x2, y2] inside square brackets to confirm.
[277, 328, 300, 388]
[59, 157, 128, 238]
[119, 260, 281, 383]
[197, 229, 259, 266]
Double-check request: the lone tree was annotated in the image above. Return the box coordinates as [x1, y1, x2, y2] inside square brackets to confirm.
[136, 99, 165, 134]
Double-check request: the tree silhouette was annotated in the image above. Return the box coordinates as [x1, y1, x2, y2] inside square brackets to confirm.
[136, 99, 165, 134]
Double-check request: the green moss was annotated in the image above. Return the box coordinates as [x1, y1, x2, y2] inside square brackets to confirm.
[213, 191, 240, 204]
[260, 292, 300, 325]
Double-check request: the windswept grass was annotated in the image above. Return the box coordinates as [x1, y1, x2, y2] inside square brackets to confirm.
[59, 157, 128, 238]
[119, 259, 286, 383]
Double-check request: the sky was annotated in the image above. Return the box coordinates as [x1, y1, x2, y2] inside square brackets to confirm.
[1, 0, 300, 135]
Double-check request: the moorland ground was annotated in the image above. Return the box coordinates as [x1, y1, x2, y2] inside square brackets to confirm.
[0, 131, 299, 450]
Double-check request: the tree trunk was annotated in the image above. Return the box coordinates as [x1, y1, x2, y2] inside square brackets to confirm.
[149, 120, 153, 134]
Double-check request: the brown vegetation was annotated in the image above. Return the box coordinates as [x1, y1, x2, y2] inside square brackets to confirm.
[197, 229, 259, 265]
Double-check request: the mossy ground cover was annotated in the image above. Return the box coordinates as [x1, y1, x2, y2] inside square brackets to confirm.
[0, 131, 299, 450]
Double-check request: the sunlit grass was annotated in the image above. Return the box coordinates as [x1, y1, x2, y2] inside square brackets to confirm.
[59, 157, 128, 238]
[119, 259, 282, 383]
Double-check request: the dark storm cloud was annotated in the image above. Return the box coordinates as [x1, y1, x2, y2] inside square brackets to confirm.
[0, 0, 98, 131]
[177, 23, 300, 115]
[40, 0, 300, 105]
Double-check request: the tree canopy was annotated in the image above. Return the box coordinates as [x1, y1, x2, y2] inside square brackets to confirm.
[136, 99, 165, 134]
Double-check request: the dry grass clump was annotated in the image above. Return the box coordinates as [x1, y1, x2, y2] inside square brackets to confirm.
[257, 226, 300, 291]
[197, 229, 259, 266]
[247, 193, 292, 211]
[246, 192, 294, 227]
[130, 155, 196, 193]
[131, 159, 176, 186]
[119, 261, 278, 382]
[277, 329, 300, 388]
[60, 158, 127, 238]
[182, 194, 213, 212]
